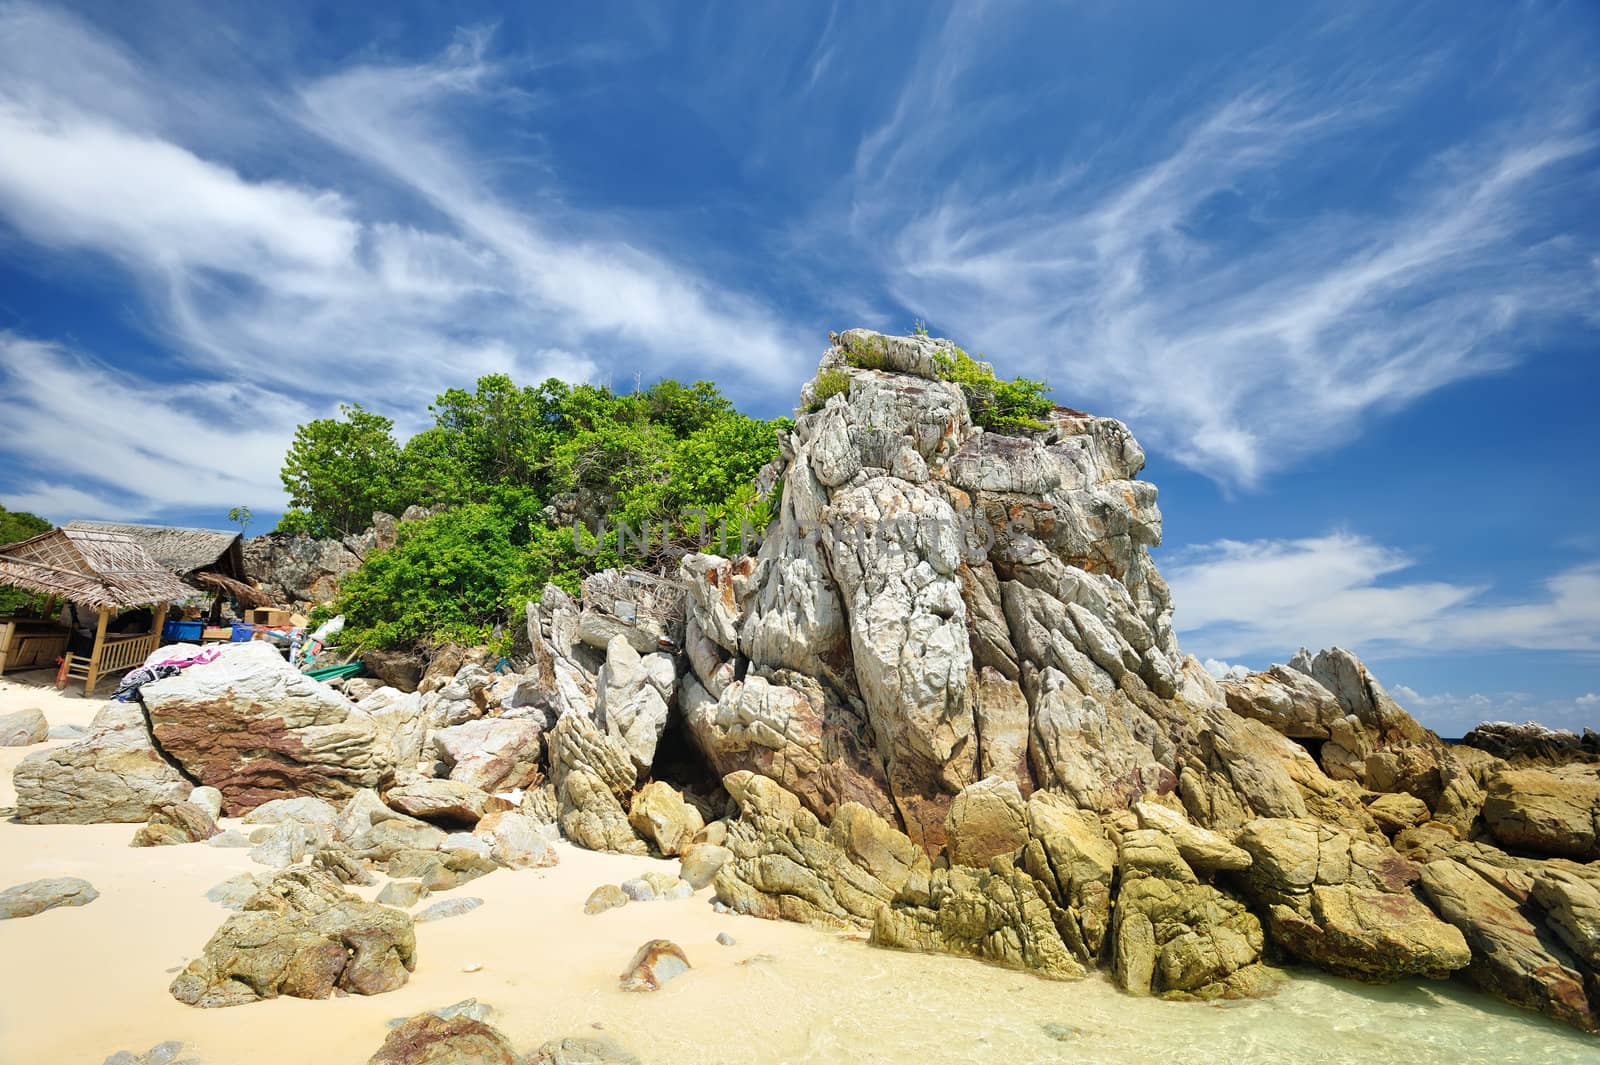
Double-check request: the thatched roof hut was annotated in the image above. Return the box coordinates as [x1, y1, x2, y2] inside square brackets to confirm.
[0, 527, 193, 693]
[63, 520, 267, 608]
[0, 527, 190, 609]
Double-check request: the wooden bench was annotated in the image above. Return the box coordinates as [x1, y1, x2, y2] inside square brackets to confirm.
[59, 631, 160, 695]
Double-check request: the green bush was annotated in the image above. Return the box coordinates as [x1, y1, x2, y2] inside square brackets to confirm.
[933, 347, 1054, 433]
[840, 333, 892, 370]
[803, 368, 851, 413]
[300, 374, 787, 650]
[0, 501, 51, 615]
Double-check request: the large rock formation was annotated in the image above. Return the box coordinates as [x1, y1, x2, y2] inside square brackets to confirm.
[13, 702, 191, 824]
[170, 866, 415, 1007]
[143, 642, 395, 814]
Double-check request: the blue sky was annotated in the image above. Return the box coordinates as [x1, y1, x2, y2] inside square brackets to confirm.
[0, 1, 1595, 735]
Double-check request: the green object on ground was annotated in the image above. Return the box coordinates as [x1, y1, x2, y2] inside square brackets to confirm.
[304, 662, 366, 682]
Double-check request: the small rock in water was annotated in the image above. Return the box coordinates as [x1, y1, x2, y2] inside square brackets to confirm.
[415, 896, 483, 923]
[99, 1040, 196, 1065]
[387, 998, 493, 1029]
[528, 1034, 641, 1064]
[377, 880, 430, 908]
[619, 877, 655, 902]
[716, 932, 736, 947]
[584, 884, 628, 914]
[371, 1011, 517, 1065]
[1041, 1023, 1078, 1042]
[0, 876, 98, 919]
[463, 962, 483, 973]
[619, 939, 690, 991]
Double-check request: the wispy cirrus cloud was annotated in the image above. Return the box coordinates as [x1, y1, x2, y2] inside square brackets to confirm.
[838, 8, 1600, 488]
[0, 5, 802, 521]
[1165, 532, 1600, 658]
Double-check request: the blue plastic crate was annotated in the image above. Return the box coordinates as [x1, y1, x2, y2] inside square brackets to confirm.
[230, 622, 255, 642]
[163, 619, 204, 641]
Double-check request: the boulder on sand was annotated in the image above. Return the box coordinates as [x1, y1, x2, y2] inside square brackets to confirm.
[368, 1011, 518, 1065]
[0, 706, 48, 746]
[170, 867, 415, 1008]
[142, 642, 395, 815]
[12, 702, 190, 824]
[0, 877, 99, 920]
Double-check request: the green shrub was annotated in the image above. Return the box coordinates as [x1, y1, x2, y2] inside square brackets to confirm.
[0, 501, 51, 615]
[841, 333, 892, 370]
[933, 347, 1054, 433]
[303, 374, 787, 650]
[804, 368, 851, 412]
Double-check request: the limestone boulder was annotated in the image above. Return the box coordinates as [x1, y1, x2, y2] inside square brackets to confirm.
[1021, 792, 1116, 960]
[944, 777, 1029, 868]
[1109, 830, 1269, 999]
[432, 718, 543, 793]
[170, 867, 415, 1007]
[368, 1012, 518, 1065]
[0, 706, 48, 746]
[1420, 857, 1597, 1031]
[1234, 818, 1470, 982]
[384, 780, 505, 827]
[714, 771, 922, 930]
[132, 802, 221, 847]
[1482, 768, 1600, 860]
[1531, 867, 1600, 970]
[472, 810, 558, 869]
[873, 854, 1085, 980]
[596, 635, 672, 773]
[0, 876, 98, 920]
[626, 781, 705, 858]
[1132, 800, 1251, 873]
[678, 843, 733, 890]
[558, 770, 647, 856]
[12, 702, 190, 824]
[142, 642, 394, 814]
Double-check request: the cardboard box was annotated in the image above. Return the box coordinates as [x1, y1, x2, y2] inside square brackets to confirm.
[247, 608, 294, 628]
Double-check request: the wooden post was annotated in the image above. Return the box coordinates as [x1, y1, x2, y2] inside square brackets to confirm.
[152, 601, 170, 643]
[85, 606, 110, 695]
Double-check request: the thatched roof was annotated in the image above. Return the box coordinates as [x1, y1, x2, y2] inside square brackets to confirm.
[191, 570, 272, 609]
[64, 521, 243, 578]
[0, 528, 191, 610]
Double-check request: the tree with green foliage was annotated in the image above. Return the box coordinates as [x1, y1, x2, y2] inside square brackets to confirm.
[227, 505, 252, 537]
[278, 404, 403, 538]
[0, 501, 52, 615]
[294, 373, 788, 651]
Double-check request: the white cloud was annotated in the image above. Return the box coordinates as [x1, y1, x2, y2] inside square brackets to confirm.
[839, 12, 1598, 487]
[1202, 658, 1253, 680]
[1166, 532, 1600, 658]
[0, 332, 301, 522]
[1389, 684, 1599, 738]
[0, 7, 807, 520]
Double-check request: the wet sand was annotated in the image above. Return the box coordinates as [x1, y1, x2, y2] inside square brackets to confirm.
[2, 679, 1595, 1065]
